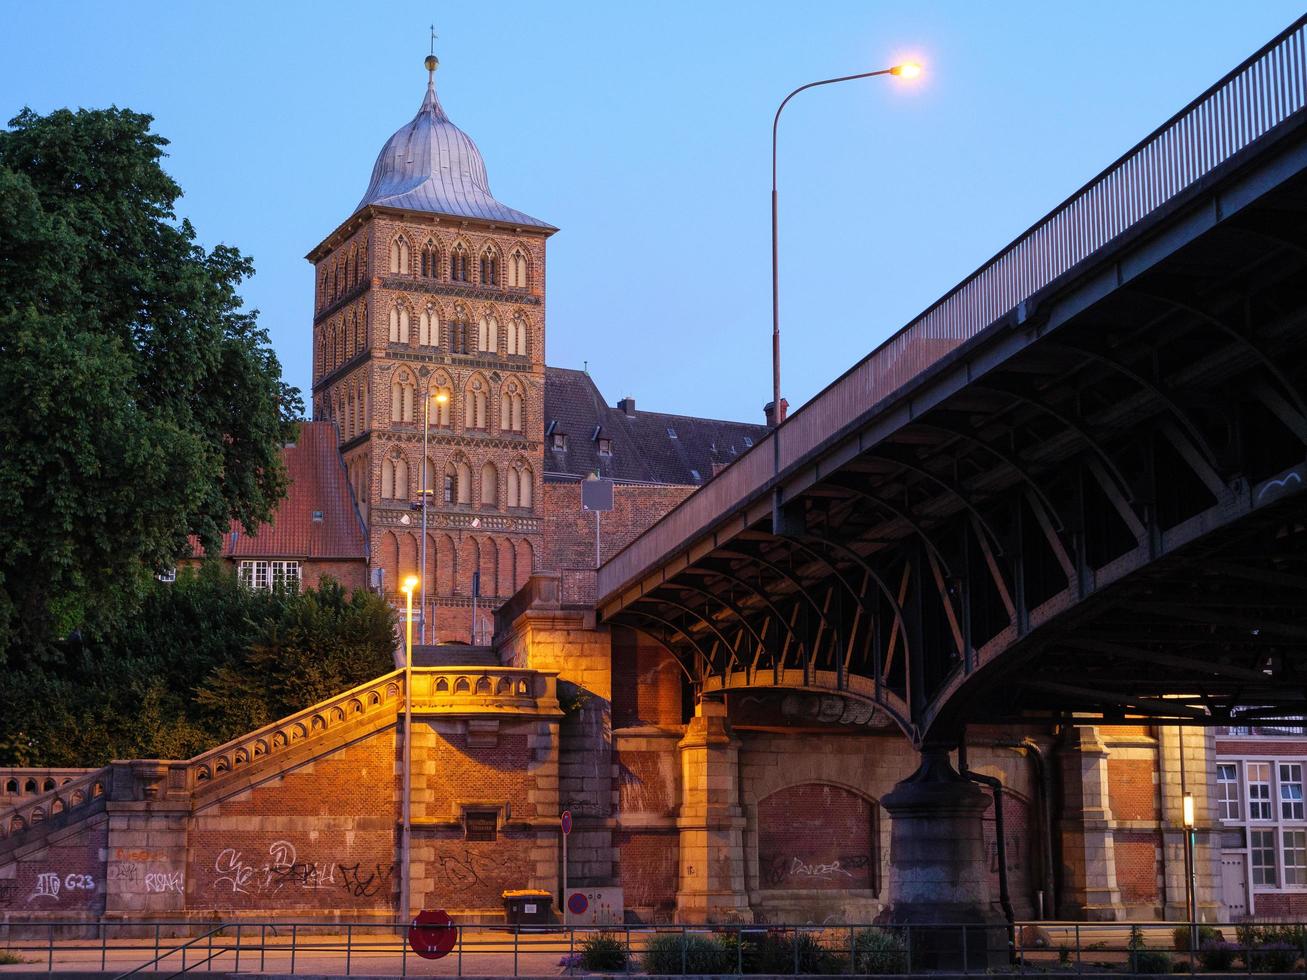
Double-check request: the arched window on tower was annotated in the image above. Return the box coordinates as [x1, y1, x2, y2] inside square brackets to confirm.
[477, 316, 497, 353]
[391, 372, 415, 424]
[443, 463, 457, 504]
[389, 304, 410, 344]
[508, 464, 534, 509]
[467, 378, 487, 430]
[500, 383, 523, 432]
[390, 236, 410, 274]
[450, 243, 469, 282]
[480, 248, 498, 286]
[420, 241, 439, 279]
[457, 461, 472, 505]
[506, 317, 528, 357]
[420, 307, 438, 347]
[480, 463, 498, 509]
[508, 248, 527, 288]
[382, 458, 395, 499]
[393, 456, 409, 500]
[431, 384, 452, 426]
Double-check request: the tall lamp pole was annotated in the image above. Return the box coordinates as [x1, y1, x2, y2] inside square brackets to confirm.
[770, 61, 920, 476]
[419, 390, 448, 644]
[400, 575, 419, 923]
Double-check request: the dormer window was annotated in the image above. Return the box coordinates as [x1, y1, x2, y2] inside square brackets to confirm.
[551, 432, 568, 451]
[690, 469, 701, 482]
[666, 427, 678, 439]
[743, 436, 754, 448]
[597, 437, 612, 456]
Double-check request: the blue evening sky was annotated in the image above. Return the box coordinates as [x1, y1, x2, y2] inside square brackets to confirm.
[3, 2, 1302, 424]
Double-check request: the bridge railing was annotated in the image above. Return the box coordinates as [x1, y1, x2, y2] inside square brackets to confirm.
[598, 14, 1307, 604]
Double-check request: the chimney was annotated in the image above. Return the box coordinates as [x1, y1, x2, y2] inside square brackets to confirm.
[764, 398, 789, 428]
[617, 396, 636, 416]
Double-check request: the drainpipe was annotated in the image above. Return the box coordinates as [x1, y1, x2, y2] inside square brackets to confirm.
[958, 740, 1015, 925]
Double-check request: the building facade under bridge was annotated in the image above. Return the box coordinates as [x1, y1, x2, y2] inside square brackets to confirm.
[7, 17, 1307, 929]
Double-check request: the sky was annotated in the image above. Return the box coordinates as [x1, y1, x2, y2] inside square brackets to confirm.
[3, 2, 1303, 425]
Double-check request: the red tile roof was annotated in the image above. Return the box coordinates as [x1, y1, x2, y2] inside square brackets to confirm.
[193, 421, 368, 561]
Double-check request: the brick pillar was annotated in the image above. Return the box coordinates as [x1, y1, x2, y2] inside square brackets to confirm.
[1058, 726, 1125, 920]
[675, 700, 749, 923]
[102, 761, 191, 923]
[1157, 727, 1221, 922]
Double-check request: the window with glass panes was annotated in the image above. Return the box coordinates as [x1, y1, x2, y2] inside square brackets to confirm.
[1252, 829, 1278, 885]
[1249, 763, 1274, 820]
[1280, 764, 1305, 820]
[238, 560, 301, 592]
[1284, 830, 1307, 885]
[1217, 763, 1241, 821]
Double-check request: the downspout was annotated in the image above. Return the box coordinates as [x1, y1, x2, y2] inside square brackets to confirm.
[1021, 737, 1057, 921]
[958, 740, 1016, 925]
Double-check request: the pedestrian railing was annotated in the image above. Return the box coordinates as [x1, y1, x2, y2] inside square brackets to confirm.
[0, 918, 1306, 976]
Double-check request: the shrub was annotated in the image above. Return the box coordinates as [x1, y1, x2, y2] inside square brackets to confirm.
[1198, 940, 1238, 971]
[0, 952, 30, 966]
[1173, 925, 1223, 951]
[852, 928, 908, 974]
[579, 931, 627, 972]
[1130, 949, 1173, 974]
[728, 930, 844, 975]
[642, 933, 731, 975]
[1249, 942, 1298, 973]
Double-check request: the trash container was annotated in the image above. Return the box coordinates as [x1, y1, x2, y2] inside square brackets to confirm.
[502, 889, 554, 924]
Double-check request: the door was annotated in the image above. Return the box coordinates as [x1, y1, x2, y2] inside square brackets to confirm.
[1220, 851, 1249, 919]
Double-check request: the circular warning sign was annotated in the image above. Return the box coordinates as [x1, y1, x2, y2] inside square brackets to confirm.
[567, 892, 589, 916]
[409, 909, 457, 960]
[561, 809, 573, 835]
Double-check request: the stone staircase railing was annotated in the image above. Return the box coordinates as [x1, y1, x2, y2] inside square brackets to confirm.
[0, 767, 109, 841]
[1, 768, 96, 806]
[187, 669, 405, 786]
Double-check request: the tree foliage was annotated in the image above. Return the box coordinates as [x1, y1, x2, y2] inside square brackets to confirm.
[0, 567, 397, 767]
[0, 106, 302, 664]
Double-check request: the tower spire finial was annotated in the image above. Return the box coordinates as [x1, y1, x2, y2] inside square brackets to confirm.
[425, 25, 439, 79]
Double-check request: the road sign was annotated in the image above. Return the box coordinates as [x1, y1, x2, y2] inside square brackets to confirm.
[561, 810, 572, 835]
[409, 909, 457, 960]
[581, 477, 614, 512]
[567, 891, 588, 916]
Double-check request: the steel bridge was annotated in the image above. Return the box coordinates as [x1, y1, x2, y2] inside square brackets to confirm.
[597, 18, 1307, 747]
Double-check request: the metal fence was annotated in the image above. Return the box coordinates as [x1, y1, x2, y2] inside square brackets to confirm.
[596, 13, 1307, 606]
[2, 919, 1307, 976]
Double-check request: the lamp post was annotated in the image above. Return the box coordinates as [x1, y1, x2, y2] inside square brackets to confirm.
[419, 390, 449, 644]
[400, 574, 419, 922]
[1183, 791, 1197, 955]
[770, 60, 920, 477]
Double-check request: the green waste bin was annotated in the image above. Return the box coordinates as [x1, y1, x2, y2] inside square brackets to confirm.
[503, 889, 553, 924]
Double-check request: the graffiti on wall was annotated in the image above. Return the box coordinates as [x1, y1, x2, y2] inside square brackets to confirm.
[756, 783, 877, 893]
[27, 872, 96, 904]
[206, 838, 393, 904]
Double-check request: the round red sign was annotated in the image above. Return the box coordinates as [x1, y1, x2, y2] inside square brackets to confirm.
[409, 909, 457, 960]
[561, 809, 573, 835]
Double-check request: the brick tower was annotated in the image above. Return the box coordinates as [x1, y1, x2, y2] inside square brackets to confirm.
[306, 53, 555, 642]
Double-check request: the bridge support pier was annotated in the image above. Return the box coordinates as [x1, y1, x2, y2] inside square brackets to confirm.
[675, 699, 750, 923]
[882, 747, 1003, 969]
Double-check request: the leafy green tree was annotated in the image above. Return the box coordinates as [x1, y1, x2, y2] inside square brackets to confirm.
[0, 569, 397, 767]
[0, 106, 302, 664]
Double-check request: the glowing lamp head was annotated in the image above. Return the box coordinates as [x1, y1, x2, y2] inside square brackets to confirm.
[891, 62, 922, 80]
[434, 392, 449, 404]
[402, 575, 419, 593]
[1182, 793, 1195, 829]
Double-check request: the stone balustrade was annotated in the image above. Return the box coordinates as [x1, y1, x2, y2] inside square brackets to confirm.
[410, 666, 561, 717]
[0, 767, 108, 840]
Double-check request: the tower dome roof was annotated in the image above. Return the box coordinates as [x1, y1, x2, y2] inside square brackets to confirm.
[354, 59, 553, 229]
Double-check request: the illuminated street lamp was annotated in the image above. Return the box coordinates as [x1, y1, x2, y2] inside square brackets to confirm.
[1183, 792, 1198, 955]
[399, 574, 419, 921]
[419, 390, 449, 643]
[769, 59, 922, 475]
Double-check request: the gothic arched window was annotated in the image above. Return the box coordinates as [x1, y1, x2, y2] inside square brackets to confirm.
[390, 236, 409, 274]
[480, 248, 498, 286]
[450, 243, 469, 282]
[480, 463, 498, 509]
[508, 249, 527, 288]
[477, 316, 497, 353]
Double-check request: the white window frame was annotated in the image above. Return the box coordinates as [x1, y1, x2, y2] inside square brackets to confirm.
[1249, 762, 1274, 821]
[1217, 763, 1241, 822]
[238, 559, 301, 592]
[1252, 828, 1278, 886]
[1219, 753, 1307, 898]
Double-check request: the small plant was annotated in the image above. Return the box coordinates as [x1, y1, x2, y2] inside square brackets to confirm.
[642, 933, 731, 975]
[1131, 949, 1173, 974]
[0, 951, 31, 966]
[1198, 940, 1238, 971]
[1172, 924, 1223, 951]
[1058, 946, 1072, 967]
[1249, 941, 1298, 973]
[853, 928, 908, 974]
[579, 931, 627, 972]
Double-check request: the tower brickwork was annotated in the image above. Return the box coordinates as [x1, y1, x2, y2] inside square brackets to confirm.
[307, 55, 555, 642]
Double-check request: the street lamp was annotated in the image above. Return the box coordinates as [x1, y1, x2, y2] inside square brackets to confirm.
[419, 390, 449, 644]
[399, 574, 419, 922]
[769, 60, 922, 472]
[1183, 792, 1197, 955]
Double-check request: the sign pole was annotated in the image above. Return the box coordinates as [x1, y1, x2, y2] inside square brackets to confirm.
[561, 810, 572, 924]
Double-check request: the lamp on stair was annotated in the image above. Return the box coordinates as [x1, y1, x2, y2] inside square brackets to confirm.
[400, 574, 419, 921]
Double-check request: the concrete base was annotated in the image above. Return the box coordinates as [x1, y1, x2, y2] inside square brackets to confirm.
[880, 748, 1006, 970]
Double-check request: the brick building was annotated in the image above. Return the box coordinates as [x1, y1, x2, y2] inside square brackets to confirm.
[0, 53, 1228, 931]
[186, 420, 369, 592]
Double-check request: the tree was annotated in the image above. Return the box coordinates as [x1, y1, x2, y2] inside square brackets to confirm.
[0, 569, 397, 767]
[0, 106, 302, 663]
